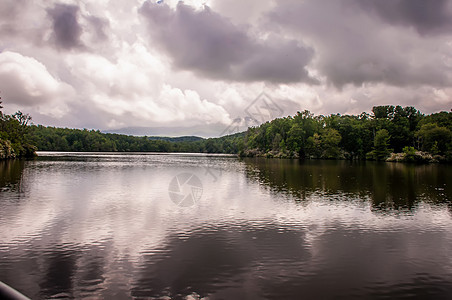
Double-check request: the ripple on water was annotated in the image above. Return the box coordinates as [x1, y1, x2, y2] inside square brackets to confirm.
[1, 154, 452, 299]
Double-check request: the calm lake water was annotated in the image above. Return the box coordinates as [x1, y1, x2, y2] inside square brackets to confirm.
[1, 152, 451, 299]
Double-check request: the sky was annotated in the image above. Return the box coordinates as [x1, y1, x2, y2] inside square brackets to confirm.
[0, 0, 451, 137]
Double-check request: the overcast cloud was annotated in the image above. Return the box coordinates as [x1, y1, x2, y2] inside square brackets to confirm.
[0, 0, 451, 136]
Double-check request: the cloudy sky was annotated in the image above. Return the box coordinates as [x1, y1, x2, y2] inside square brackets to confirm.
[1, 0, 451, 136]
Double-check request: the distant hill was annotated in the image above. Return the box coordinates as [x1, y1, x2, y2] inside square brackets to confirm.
[26, 125, 244, 154]
[102, 123, 231, 138]
[148, 136, 204, 142]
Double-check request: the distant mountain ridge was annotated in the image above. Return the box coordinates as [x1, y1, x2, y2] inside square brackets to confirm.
[147, 136, 204, 142]
[102, 123, 230, 138]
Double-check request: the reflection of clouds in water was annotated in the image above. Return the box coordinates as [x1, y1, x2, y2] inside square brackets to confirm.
[1, 156, 452, 249]
[131, 225, 311, 298]
[1, 154, 452, 298]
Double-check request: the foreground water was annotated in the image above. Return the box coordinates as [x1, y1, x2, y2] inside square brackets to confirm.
[1, 152, 451, 299]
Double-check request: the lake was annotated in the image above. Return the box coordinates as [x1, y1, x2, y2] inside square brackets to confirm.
[1, 152, 451, 299]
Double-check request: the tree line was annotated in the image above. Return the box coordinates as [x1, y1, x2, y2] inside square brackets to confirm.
[240, 105, 452, 162]
[2, 101, 451, 162]
[26, 125, 244, 154]
[0, 98, 36, 159]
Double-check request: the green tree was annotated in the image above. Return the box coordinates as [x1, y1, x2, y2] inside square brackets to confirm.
[416, 123, 452, 155]
[272, 133, 282, 151]
[286, 123, 304, 153]
[403, 146, 416, 162]
[372, 105, 395, 119]
[306, 133, 321, 158]
[368, 129, 392, 161]
[0, 100, 36, 158]
[321, 128, 342, 159]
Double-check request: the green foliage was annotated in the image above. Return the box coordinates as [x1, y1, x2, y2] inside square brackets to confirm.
[26, 125, 245, 154]
[0, 103, 36, 158]
[367, 129, 392, 161]
[240, 105, 449, 162]
[2, 98, 451, 163]
[416, 123, 451, 155]
[370, 105, 423, 152]
[403, 146, 416, 162]
[321, 128, 342, 159]
[0, 138, 14, 159]
[306, 133, 321, 158]
[418, 111, 452, 129]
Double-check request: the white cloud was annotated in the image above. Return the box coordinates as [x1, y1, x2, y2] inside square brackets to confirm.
[62, 42, 230, 128]
[0, 0, 451, 135]
[0, 51, 73, 118]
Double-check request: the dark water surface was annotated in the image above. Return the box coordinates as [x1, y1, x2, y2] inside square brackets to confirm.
[1, 152, 451, 299]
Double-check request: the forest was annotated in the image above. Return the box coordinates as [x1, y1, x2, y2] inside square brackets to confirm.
[1, 101, 451, 162]
[240, 105, 452, 162]
[26, 125, 243, 154]
[0, 99, 36, 159]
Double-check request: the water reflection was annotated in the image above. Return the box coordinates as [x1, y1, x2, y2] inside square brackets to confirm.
[0, 154, 451, 299]
[0, 159, 26, 191]
[131, 224, 311, 299]
[242, 158, 451, 211]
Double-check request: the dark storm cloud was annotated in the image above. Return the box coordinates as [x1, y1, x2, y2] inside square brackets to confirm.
[139, 1, 316, 84]
[47, 4, 84, 50]
[354, 0, 452, 35]
[238, 37, 315, 83]
[86, 15, 109, 41]
[268, 0, 452, 88]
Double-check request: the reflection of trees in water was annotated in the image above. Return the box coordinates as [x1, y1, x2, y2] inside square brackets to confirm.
[242, 158, 451, 211]
[131, 225, 311, 299]
[0, 160, 26, 193]
[38, 245, 108, 299]
[370, 163, 451, 212]
[1, 242, 109, 299]
[39, 248, 81, 299]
